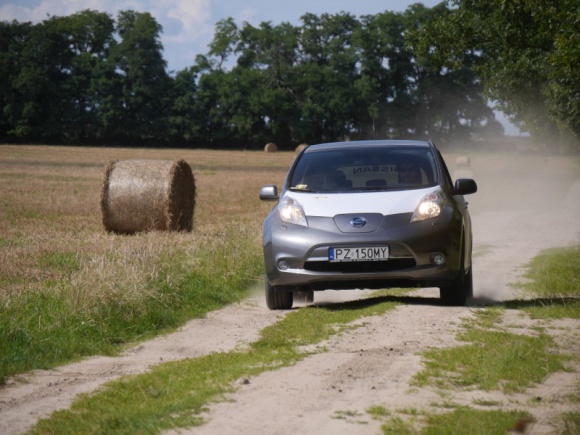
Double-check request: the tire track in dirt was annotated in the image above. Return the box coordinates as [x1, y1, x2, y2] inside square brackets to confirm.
[0, 297, 286, 435]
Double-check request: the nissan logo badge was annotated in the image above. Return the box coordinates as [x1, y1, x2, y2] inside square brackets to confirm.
[350, 217, 367, 228]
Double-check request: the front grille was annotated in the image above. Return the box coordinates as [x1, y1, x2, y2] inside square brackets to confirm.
[304, 258, 416, 273]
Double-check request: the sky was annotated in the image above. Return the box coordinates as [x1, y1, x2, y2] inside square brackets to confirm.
[0, 0, 521, 134]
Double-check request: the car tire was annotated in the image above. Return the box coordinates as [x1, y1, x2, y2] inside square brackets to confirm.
[439, 245, 472, 306]
[265, 279, 294, 310]
[464, 266, 473, 301]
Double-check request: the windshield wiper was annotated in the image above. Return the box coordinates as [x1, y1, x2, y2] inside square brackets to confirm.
[359, 186, 391, 191]
[289, 187, 317, 192]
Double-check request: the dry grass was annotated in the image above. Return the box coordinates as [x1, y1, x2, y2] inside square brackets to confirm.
[0, 145, 293, 308]
[0, 144, 296, 380]
[295, 143, 308, 154]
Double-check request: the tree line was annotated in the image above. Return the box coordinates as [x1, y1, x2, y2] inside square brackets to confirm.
[0, 2, 577, 150]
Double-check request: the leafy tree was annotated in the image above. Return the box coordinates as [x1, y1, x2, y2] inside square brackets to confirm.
[199, 19, 302, 148]
[405, 4, 496, 144]
[191, 59, 235, 147]
[236, 21, 300, 148]
[296, 12, 361, 143]
[208, 17, 239, 71]
[106, 10, 171, 143]
[0, 21, 31, 140]
[167, 67, 199, 144]
[356, 4, 495, 144]
[545, 0, 580, 142]
[58, 10, 116, 142]
[8, 16, 74, 141]
[1, 11, 117, 144]
[356, 10, 416, 139]
[411, 0, 580, 145]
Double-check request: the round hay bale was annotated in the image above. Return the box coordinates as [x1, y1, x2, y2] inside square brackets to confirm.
[264, 142, 277, 153]
[455, 156, 471, 167]
[295, 143, 308, 155]
[101, 159, 196, 234]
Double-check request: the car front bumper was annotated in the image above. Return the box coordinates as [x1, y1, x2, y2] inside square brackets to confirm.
[263, 209, 463, 291]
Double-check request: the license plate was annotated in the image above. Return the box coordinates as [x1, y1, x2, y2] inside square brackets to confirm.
[329, 246, 389, 262]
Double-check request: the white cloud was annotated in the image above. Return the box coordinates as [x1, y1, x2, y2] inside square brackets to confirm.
[237, 6, 258, 24]
[0, 0, 142, 23]
[157, 0, 211, 42]
[0, 3, 28, 22]
[0, 0, 64, 22]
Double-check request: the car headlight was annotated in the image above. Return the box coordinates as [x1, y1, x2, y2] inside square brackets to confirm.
[411, 192, 445, 222]
[278, 197, 308, 226]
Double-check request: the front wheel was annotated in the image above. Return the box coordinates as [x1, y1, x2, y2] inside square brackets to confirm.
[265, 279, 294, 310]
[440, 264, 472, 307]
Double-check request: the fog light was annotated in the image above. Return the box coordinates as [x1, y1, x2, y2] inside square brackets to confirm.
[278, 260, 289, 270]
[431, 253, 446, 265]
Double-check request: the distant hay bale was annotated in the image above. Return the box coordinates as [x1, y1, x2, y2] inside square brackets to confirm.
[456, 156, 471, 167]
[295, 143, 308, 154]
[264, 142, 277, 153]
[101, 159, 196, 234]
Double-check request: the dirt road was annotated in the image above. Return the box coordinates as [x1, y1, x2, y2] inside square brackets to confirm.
[1, 152, 579, 434]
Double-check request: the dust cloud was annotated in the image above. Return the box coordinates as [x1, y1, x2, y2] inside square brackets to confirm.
[450, 147, 580, 302]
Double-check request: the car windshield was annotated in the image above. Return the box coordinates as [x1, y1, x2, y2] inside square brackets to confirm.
[289, 145, 438, 193]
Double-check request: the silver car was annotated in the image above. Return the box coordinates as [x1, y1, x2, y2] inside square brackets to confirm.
[259, 140, 477, 310]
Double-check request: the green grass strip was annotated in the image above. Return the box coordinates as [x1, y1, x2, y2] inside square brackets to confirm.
[559, 412, 580, 435]
[375, 408, 531, 434]
[413, 308, 571, 393]
[377, 247, 579, 434]
[506, 297, 580, 319]
[0, 236, 263, 384]
[30, 294, 402, 434]
[507, 245, 580, 319]
[421, 408, 531, 435]
[517, 246, 580, 297]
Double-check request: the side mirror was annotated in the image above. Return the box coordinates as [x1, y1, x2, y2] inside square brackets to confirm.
[259, 185, 279, 201]
[454, 178, 477, 195]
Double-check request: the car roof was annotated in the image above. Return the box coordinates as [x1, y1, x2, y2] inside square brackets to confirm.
[303, 140, 433, 152]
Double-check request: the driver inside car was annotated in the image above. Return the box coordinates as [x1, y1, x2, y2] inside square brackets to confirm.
[397, 159, 423, 185]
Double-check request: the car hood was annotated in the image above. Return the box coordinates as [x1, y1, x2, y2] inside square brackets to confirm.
[284, 186, 441, 218]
